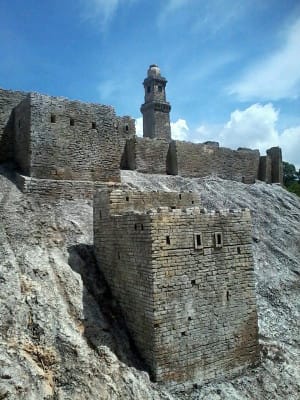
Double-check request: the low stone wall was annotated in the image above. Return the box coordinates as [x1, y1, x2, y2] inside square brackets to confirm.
[258, 155, 272, 183]
[16, 174, 121, 200]
[167, 141, 260, 183]
[267, 147, 283, 184]
[121, 137, 169, 174]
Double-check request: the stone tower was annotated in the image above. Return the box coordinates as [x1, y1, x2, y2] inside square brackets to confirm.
[94, 189, 260, 386]
[140, 64, 172, 141]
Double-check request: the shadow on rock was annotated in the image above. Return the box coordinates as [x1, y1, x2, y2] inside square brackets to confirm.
[67, 244, 146, 372]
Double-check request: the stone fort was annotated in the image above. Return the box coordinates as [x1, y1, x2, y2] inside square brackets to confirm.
[0, 65, 269, 386]
[0, 64, 282, 188]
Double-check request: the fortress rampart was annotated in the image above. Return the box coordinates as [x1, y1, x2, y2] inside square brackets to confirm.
[0, 64, 283, 195]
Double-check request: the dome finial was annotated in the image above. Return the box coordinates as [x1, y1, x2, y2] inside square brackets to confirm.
[148, 64, 161, 77]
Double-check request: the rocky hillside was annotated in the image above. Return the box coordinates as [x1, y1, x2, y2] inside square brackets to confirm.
[0, 165, 299, 400]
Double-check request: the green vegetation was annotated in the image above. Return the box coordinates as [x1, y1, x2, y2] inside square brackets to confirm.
[283, 162, 300, 197]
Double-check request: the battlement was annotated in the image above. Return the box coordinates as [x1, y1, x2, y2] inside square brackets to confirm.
[94, 189, 259, 386]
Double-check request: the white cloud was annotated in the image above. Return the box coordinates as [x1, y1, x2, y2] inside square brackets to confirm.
[219, 103, 279, 150]
[279, 126, 300, 169]
[194, 103, 300, 168]
[229, 18, 300, 100]
[171, 118, 189, 140]
[135, 117, 143, 137]
[80, 0, 135, 29]
[135, 117, 189, 140]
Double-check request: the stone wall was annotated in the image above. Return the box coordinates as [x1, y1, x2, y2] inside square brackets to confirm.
[121, 137, 169, 174]
[267, 147, 283, 184]
[258, 155, 272, 183]
[14, 92, 135, 182]
[0, 88, 27, 162]
[150, 207, 259, 383]
[167, 141, 260, 183]
[14, 97, 31, 175]
[16, 174, 120, 200]
[94, 190, 259, 385]
[94, 190, 200, 373]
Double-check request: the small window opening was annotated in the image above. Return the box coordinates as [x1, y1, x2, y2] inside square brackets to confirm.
[92, 122, 96, 129]
[154, 323, 159, 328]
[192, 200, 194, 204]
[126, 196, 129, 201]
[215, 232, 223, 248]
[147, 86, 151, 93]
[70, 118, 75, 126]
[118, 252, 120, 260]
[141, 224, 144, 231]
[166, 236, 170, 245]
[51, 114, 56, 123]
[99, 210, 102, 219]
[171, 206, 176, 209]
[125, 124, 129, 132]
[158, 85, 163, 92]
[194, 233, 203, 249]
[179, 193, 182, 200]
[191, 279, 196, 286]
[181, 331, 187, 337]
[134, 224, 137, 231]
[226, 290, 230, 301]
[188, 316, 192, 321]
[18, 120, 21, 128]
[237, 247, 241, 254]
[193, 384, 198, 389]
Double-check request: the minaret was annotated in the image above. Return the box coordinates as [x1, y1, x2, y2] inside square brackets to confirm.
[140, 64, 171, 141]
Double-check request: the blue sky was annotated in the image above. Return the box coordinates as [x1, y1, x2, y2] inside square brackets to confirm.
[1, 0, 300, 167]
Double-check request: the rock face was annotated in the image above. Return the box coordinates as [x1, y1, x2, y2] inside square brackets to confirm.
[0, 165, 300, 399]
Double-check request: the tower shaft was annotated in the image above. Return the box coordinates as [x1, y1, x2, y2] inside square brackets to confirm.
[140, 65, 171, 141]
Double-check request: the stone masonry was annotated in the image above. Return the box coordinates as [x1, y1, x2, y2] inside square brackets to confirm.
[140, 65, 171, 141]
[0, 65, 283, 186]
[94, 189, 260, 385]
[13, 92, 135, 182]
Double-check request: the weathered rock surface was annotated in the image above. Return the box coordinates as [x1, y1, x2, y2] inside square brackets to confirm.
[0, 165, 299, 399]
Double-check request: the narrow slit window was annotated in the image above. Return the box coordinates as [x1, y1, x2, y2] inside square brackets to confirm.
[179, 193, 182, 200]
[18, 120, 21, 128]
[194, 233, 203, 249]
[92, 122, 96, 129]
[237, 246, 241, 254]
[51, 114, 56, 123]
[125, 124, 129, 132]
[214, 232, 223, 248]
[141, 224, 144, 231]
[126, 196, 129, 201]
[147, 86, 151, 93]
[134, 224, 137, 231]
[166, 236, 170, 245]
[226, 290, 230, 301]
[70, 118, 75, 126]
[158, 85, 163, 92]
